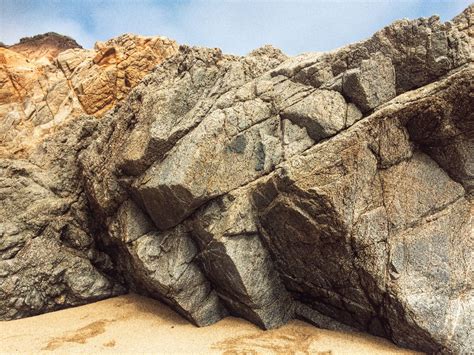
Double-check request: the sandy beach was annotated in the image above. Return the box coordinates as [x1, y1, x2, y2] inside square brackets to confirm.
[0, 294, 421, 354]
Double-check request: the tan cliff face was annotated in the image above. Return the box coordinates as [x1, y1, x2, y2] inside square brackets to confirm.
[453, 4, 474, 46]
[0, 33, 178, 158]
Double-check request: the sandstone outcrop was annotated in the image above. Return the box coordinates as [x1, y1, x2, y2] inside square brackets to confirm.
[1, 6, 473, 354]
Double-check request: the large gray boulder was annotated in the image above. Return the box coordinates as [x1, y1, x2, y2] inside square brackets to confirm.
[79, 13, 471, 352]
[190, 186, 294, 329]
[106, 200, 228, 326]
[252, 64, 473, 353]
[1, 7, 472, 354]
[0, 119, 123, 319]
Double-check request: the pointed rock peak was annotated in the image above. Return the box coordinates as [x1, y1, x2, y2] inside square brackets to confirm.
[248, 44, 287, 61]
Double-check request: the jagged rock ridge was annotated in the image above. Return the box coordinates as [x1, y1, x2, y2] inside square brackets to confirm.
[0, 5, 473, 354]
[0, 33, 178, 157]
[8, 32, 83, 60]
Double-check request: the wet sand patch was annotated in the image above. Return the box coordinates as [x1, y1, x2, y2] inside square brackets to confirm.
[43, 319, 113, 350]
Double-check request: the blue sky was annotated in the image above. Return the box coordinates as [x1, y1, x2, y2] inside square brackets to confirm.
[0, 0, 471, 55]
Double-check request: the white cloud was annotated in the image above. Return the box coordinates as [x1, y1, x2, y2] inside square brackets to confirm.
[173, 0, 471, 54]
[163, 1, 425, 55]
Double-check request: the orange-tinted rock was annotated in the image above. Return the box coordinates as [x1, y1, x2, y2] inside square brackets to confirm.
[8, 32, 82, 61]
[0, 33, 178, 158]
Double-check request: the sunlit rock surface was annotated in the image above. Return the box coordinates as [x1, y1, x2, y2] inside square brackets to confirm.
[1, 6, 473, 354]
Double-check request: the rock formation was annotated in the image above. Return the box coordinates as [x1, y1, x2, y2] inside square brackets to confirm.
[8, 32, 82, 61]
[0, 32, 178, 157]
[1, 5, 473, 354]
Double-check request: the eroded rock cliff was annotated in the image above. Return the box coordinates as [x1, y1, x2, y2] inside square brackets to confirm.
[1, 6, 473, 354]
[0, 32, 178, 157]
[0, 32, 178, 318]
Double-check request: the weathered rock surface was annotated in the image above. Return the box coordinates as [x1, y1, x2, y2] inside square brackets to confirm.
[0, 32, 177, 317]
[0, 118, 124, 319]
[0, 33, 178, 157]
[8, 32, 82, 61]
[252, 66, 473, 353]
[104, 199, 228, 326]
[1, 6, 473, 354]
[190, 186, 295, 329]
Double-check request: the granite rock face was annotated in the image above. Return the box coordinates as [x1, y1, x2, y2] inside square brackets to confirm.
[0, 33, 178, 157]
[1, 6, 473, 354]
[0, 33, 177, 317]
[0, 118, 124, 319]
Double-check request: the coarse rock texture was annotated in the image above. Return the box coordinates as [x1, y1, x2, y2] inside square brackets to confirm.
[0, 118, 124, 320]
[0, 33, 177, 317]
[1, 6, 473, 354]
[453, 4, 474, 48]
[0, 33, 178, 157]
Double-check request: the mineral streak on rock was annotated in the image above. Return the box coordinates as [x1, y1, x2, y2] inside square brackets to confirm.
[1, 5, 473, 354]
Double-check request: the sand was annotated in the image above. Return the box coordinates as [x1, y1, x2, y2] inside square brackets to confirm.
[0, 294, 421, 354]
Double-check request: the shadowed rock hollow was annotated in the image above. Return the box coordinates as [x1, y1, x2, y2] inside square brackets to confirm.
[0, 5, 473, 354]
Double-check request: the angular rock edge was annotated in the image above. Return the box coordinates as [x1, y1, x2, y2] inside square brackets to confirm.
[1, 5, 473, 354]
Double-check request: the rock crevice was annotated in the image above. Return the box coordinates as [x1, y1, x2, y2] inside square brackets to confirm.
[1, 6, 473, 354]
